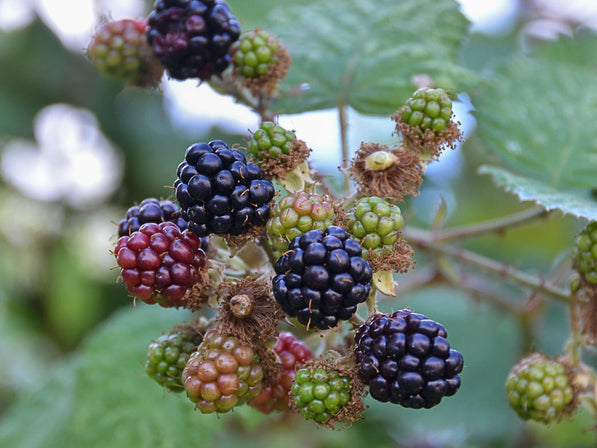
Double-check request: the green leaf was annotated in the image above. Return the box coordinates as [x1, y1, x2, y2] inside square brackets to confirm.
[479, 165, 597, 221]
[535, 29, 597, 72]
[0, 306, 225, 448]
[474, 53, 597, 190]
[268, 0, 476, 115]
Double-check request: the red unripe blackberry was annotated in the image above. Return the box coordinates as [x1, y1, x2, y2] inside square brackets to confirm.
[182, 329, 264, 413]
[87, 18, 164, 86]
[266, 192, 335, 257]
[145, 326, 203, 392]
[114, 221, 206, 306]
[175, 140, 275, 237]
[249, 332, 313, 414]
[354, 309, 463, 409]
[146, 0, 241, 80]
[272, 226, 373, 330]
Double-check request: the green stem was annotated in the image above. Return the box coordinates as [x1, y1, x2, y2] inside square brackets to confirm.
[435, 206, 549, 242]
[404, 227, 572, 304]
[338, 104, 350, 193]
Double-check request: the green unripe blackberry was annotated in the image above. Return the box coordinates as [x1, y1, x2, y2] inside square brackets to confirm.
[233, 29, 280, 78]
[145, 326, 203, 392]
[182, 329, 264, 414]
[346, 196, 404, 255]
[291, 366, 352, 424]
[505, 353, 576, 424]
[574, 221, 597, 285]
[266, 192, 335, 256]
[249, 121, 296, 162]
[400, 88, 453, 134]
[87, 19, 163, 87]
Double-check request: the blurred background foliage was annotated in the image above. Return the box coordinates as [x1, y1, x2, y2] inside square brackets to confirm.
[0, 0, 596, 446]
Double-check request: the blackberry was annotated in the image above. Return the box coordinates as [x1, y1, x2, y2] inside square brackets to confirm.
[250, 332, 313, 414]
[87, 18, 163, 86]
[182, 329, 264, 413]
[399, 88, 453, 135]
[174, 140, 275, 237]
[346, 196, 404, 255]
[114, 222, 207, 307]
[354, 310, 463, 409]
[291, 365, 352, 424]
[505, 353, 576, 424]
[573, 221, 597, 285]
[145, 326, 203, 392]
[266, 192, 335, 257]
[146, 0, 241, 80]
[272, 226, 373, 330]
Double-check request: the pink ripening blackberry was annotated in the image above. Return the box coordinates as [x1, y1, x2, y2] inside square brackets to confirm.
[354, 310, 463, 409]
[114, 221, 206, 306]
[266, 191, 335, 257]
[182, 329, 264, 413]
[146, 0, 241, 80]
[87, 18, 163, 86]
[249, 332, 313, 414]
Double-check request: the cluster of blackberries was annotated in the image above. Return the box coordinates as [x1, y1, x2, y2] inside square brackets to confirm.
[273, 226, 373, 330]
[147, 0, 241, 80]
[355, 310, 463, 409]
[175, 140, 275, 237]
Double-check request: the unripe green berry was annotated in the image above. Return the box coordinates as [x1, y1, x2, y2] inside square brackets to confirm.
[400, 87, 454, 135]
[346, 196, 404, 259]
[145, 327, 203, 392]
[291, 365, 352, 424]
[249, 121, 296, 161]
[233, 29, 281, 79]
[574, 222, 597, 285]
[505, 353, 575, 424]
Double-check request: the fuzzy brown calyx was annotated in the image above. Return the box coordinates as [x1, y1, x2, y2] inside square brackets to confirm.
[393, 108, 462, 159]
[350, 142, 423, 203]
[365, 237, 415, 274]
[256, 139, 312, 181]
[179, 261, 213, 311]
[216, 277, 285, 346]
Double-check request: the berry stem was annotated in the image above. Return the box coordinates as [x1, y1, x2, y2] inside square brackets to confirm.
[338, 104, 350, 193]
[404, 227, 572, 304]
[434, 206, 549, 242]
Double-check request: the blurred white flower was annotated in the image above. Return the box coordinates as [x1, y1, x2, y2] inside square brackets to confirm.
[1, 103, 123, 208]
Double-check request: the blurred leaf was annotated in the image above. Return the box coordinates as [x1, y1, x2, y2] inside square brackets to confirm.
[474, 55, 597, 189]
[459, 32, 520, 77]
[479, 165, 597, 221]
[268, 0, 477, 115]
[534, 29, 597, 73]
[0, 305, 225, 448]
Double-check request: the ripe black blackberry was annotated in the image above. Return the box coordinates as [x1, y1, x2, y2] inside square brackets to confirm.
[175, 140, 275, 237]
[354, 309, 463, 409]
[147, 0, 241, 81]
[272, 226, 373, 330]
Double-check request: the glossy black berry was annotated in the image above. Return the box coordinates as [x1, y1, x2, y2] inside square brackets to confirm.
[175, 140, 274, 237]
[272, 226, 372, 329]
[355, 309, 463, 408]
[147, 0, 241, 81]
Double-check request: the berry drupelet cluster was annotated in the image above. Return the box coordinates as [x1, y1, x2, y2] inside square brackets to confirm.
[354, 310, 463, 409]
[114, 222, 207, 306]
[147, 0, 241, 80]
[250, 332, 313, 414]
[174, 140, 275, 237]
[182, 329, 264, 413]
[118, 198, 188, 237]
[145, 326, 204, 391]
[273, 226, 373, 330]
